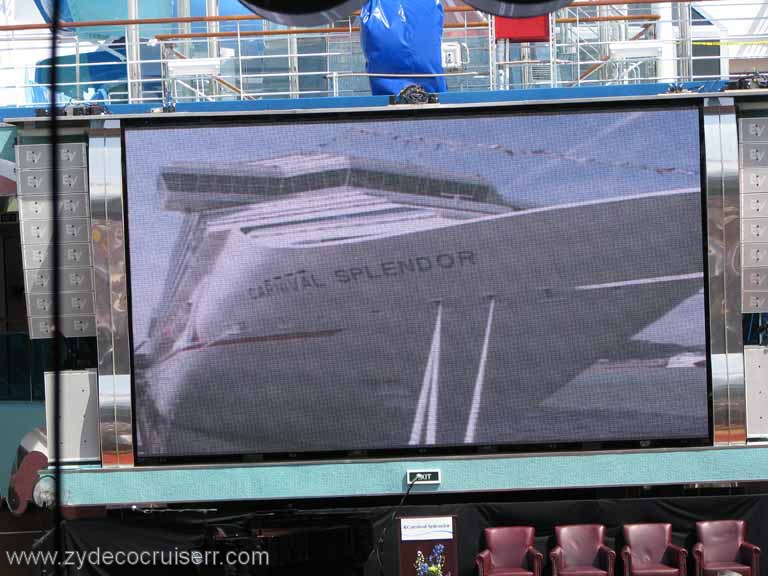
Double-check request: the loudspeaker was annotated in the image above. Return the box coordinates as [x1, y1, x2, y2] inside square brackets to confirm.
[45, 370, 99, 464]
[465, 0, 573, 18]
[745, 346, 768, 441]
[237, 0, 367, 27]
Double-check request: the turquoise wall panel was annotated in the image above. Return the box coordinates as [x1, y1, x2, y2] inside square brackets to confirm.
[58, 446, 768, 507]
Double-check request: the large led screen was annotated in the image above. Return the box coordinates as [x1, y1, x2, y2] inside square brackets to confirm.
[126, 106, 710, 459]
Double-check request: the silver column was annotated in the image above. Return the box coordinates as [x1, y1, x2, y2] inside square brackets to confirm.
[89, 120, 134, 467]
[704, 97, 745, 445]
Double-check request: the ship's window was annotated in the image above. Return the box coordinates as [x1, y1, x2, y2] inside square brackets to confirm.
[693, 43, 721, 79]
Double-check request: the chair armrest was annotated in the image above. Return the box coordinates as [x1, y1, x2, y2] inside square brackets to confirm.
[665, 544, 688, 576]
[599, 544, 617, 576]
[621, 546, 632, 576]
[476, 550, 492, 576]
[527, 546, 544, 576]
[550, 546, 564, 576]
[693, 543, 704, 576]
[740, 542, 761, 570]
[692, 543, 704, 563]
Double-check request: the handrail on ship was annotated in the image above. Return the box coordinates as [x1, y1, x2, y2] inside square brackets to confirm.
[572, 23, 656, 85]
[155, 21, 489, 42]
[152, 14, 658, 42]
[166, 46, 255, 100]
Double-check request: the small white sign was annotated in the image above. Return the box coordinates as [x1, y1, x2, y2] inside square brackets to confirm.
[400, 516, 454, 541]
[407, 469, 441, 485]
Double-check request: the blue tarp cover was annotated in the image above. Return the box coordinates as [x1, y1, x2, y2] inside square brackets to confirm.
[32, 0, 74, 23]
[34, 39, 162, 104]
[360, 0, 447, 95]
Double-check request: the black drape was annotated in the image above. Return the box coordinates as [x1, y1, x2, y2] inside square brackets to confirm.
[32, 494, 768, 576]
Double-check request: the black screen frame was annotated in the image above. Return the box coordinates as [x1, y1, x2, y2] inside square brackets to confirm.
[121, 98, 714, 466]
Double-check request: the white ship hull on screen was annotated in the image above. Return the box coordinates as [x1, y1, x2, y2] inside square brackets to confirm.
[134, 153, 706, 456]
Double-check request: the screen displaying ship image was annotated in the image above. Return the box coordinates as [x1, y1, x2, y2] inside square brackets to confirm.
[125, 106, 710, 459]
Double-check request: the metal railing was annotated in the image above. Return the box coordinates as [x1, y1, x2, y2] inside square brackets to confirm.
[0, 1, 766, 107]
[493, 1, 768, 90]
[157, 15, 492, 102]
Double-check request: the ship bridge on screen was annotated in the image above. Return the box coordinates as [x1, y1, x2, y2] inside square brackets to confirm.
[147, 153, 515, 355]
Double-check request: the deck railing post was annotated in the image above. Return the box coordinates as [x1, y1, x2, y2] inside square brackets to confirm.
[126, 0, 142, 103]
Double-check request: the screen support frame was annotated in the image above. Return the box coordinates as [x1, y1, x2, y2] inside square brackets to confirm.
[83, 99, 740, 467]
[89, 119, 134, 468]
[703, 97, 746, 445]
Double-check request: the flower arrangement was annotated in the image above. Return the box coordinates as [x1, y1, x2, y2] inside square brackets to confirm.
[414, 543, 447, 576]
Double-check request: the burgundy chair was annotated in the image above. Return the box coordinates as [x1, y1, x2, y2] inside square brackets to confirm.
[622, 523, 687, 576]
[693, 521, 760, 576]
[476, 527, 544, 576]
[550, 524, 616, 576]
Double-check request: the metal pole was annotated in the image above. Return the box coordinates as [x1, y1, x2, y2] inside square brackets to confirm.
[597, 4, 610, 82]
[324, 26, 332, 96]
[681, 1, 693, 81]
[658, 1, 676, 82]
[49, 1, 63, 572]
[177, 0, 192, 57]
[126, 0, 142, 103]
[206, 0, 220, 57]
[504, 38, 510, 90]
[576, 7, 581, 86]
[488, 15, 497, 91]
[172, 62, 178, 103]
[549, 13, 556, 87]
[332, 71, 339, 97]
[206, 0, 220, 98]
[288, 34, 299, 98]
[494, 40, 504, 90]
[160, 43, 169, 107]
[75, 36, 81, 100]
[237, 21, 244, 99]
[521, 42, 531, 88]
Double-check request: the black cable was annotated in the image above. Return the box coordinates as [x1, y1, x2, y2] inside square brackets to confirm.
[736, 72, 768, 90]
[372, 475, 420, 576]
[49, 1, 63, 574]
[757, 318, 768, 347]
